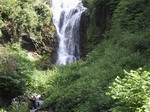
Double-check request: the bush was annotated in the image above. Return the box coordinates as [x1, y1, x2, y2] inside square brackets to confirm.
[41, 0, 150, 111]
[83, 0, 119, 48]
[42, 26, 150, 111]
[113, 0, 150, 32]
[107, 68, 150, 112]
[0, 0, 55, 48]
[0, 108, 7, 112]
[0, 45, 33, 105]
[10, 102, 28, 112]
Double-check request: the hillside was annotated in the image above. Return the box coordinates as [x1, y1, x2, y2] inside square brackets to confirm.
[0, 0, 150, 112]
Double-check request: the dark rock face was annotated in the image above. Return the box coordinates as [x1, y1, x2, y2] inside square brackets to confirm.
[20, 26, 55, 55]
[21, 35, 36, 51]
[59, 11, 65, 31]
[0, 24, 12, 44]
[79, 9, 90, 58]
[94, 3, 111, 32]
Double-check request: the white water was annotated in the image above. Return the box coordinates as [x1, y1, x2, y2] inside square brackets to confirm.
[51, 0, 87, 65]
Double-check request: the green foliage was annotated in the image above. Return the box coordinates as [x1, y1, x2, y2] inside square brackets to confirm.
[43, 27, 150, 111]
[0, 0, 54, 42]
[10, 102, 28, 112]
[29, 69, 52, 94]
[0, 108, 7, 112]
[82, 0, 95, 12]
[107, 68, 150, 112]
[44, 63, 110, 112]
[34, 53, 53, 70]
[113, 0, 150, 32]
[0, 0, 150, 111]
[0, 45, 33, 104]
[43, 15, 150, 111]
[83, 0, 119, 47]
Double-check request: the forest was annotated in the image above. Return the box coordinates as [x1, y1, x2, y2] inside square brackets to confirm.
[0, 0, 150, 112]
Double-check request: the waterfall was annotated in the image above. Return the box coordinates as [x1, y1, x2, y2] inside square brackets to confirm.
[51, 0, 87, 65]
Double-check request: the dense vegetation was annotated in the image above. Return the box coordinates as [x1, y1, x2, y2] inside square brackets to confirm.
[42, 0, 150, 111]
[0, 0, 150, 112]
[0, 0, 54, 108]
[0, 0, 55, 53]
[0, 45, 33, 105]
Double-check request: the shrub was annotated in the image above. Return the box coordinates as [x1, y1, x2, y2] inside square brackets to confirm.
[10, 102, 28, 112]
[113, 0, 150, 32]
[43, 30, 150, 111]
[0, 45, 33, 105]
[0, 0, 55, 47]
[0, 108, 7, 112]
[107, 68, 150, 112]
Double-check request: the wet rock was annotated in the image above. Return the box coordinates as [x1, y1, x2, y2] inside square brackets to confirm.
[29, 93, 44, 111]
[11, 98, 19, 108]
[79, 9, 90, 58]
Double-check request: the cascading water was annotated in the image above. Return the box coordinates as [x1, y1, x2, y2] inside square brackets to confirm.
[51, 0, 87, 65]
